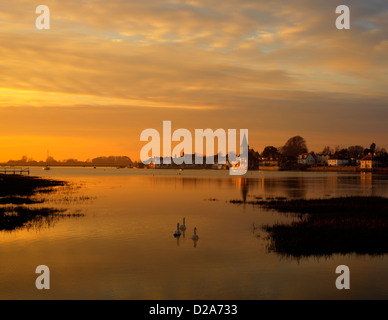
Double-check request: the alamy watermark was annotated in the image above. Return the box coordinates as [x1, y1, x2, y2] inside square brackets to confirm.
[335, 265, 350, 290]
[35, 5, 50, 30]
[140, 121, 248, 176]
[34, 5, 351, 31]
[35, 265, 50, 290]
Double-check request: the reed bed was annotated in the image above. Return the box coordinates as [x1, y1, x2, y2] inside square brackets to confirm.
[230, 196, 388, 257]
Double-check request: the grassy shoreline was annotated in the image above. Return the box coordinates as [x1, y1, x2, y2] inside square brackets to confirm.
[0, 174, 82, 232]
[230, 196, 388, 257]
[0, 174, 66, 198]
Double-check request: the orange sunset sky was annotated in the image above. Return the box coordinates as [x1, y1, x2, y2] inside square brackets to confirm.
[0, 0, 387, 162]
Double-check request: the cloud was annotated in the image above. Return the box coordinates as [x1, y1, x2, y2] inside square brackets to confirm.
[1, 0, 388, 103]
[0, 0, 387, 160]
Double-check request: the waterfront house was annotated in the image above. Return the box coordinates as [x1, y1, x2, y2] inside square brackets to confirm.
[297, 153, 316, 166]
[360, 155, 381, 169]
[328, 157, 349, 166]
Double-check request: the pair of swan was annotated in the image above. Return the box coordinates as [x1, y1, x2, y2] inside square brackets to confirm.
[173, 218, 198, 240]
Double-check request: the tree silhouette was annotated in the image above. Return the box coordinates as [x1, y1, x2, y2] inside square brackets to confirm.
[281, 136, 308, 159]
[370, 142, 376, 154]
[321, 146, 332, 155]
[348, 145, 364, 159]
[262, 146, 280, 159]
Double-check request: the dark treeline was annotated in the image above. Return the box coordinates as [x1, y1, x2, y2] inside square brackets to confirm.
[248, 136, 388, 170]
[256, 136, 387, 161]
[1, 155, 132, 167]
[2, 136, 387, 169]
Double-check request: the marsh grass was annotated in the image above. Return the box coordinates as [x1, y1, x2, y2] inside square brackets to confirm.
[0, 174, 66, 197]
[230, 196, 388, 257]
[0, 196, 43, 205]
[0, 174, 83, 232]
[0, 206, 83, 232]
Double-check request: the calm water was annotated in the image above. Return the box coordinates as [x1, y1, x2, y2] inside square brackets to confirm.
[1, 168, 388, 299]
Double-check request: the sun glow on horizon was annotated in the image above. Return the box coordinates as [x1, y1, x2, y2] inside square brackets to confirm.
[0, 0, 387, 161]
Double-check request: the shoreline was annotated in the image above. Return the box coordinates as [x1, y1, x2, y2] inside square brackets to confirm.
[1, 166, 388, 176]
[0, 174, 66, 197]
[0, 174, 82, 232]
[230, 196, 388, 257]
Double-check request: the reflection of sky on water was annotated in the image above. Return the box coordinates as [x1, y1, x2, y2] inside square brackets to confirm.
[0, 169, 388, 299]
[147, 171, 388, 201]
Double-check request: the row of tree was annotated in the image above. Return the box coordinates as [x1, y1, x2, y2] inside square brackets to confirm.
[2, 137, 386, 168]
[261, 136, 307, 160]
[260, 136, 387, 161]
[2, 156, 133, 167]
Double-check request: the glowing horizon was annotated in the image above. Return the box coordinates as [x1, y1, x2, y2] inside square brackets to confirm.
[1, 0, 387, 162]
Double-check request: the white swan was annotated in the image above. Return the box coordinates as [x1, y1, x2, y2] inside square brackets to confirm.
[180, 218, 186, 231]
[174, 223, 181, 237]
[192, 227, 199, 240]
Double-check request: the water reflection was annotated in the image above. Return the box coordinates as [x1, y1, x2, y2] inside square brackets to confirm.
[255, 176, 304, 198]
[192, 227, 199, 248]
[193, 239, 198, 248]
[175, 235, 180, 247]
[0, 206, 82, 232]
[222, 172, 388, 259]
[3, 169, 388, 299]
[241, 195, 388, 258]
[234, 178, 249, 203]
[150, 173, 388, 204]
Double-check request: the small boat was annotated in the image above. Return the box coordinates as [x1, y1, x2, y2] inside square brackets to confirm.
[43, 150, 51, 170]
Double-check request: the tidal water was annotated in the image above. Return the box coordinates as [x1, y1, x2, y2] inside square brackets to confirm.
[1, 168, 388, 299]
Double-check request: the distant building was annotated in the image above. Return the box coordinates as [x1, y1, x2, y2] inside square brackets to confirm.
[259, 158, 279, 167]
[328, 157, 349, 166]
[315, 154, 330, 166]
[360, 155, 381, 169]
[298, 153, 316, 166]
